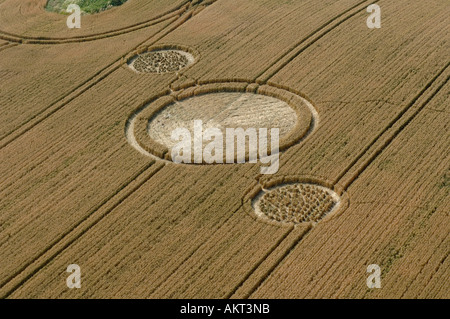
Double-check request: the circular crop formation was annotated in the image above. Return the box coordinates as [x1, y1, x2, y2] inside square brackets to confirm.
[126, 82, 316, 163]
[129, 50, 195, 74]
[148, 92, 297, 152]
[254, 183, 339, 224]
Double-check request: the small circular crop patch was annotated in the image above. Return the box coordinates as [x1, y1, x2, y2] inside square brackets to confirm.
[254, 183, 340, 224]
[129, 50, 195, 74]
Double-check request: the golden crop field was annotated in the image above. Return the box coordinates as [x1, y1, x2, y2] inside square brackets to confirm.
[0, 0, 448, 300]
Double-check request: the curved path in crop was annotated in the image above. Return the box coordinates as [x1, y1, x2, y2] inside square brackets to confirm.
[0, 0, 213, 44]
[0, 0, 377, 297]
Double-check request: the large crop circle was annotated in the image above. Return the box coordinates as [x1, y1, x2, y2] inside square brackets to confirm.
[148, 92, 297, 150]
[126, 82, 317, 163]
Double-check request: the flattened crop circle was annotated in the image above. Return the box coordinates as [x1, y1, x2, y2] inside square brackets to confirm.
[128, 49, 195, 74]
[148, 92, 296, 151]
[126, 82, 317, 163]
[253, 183, 340, 225]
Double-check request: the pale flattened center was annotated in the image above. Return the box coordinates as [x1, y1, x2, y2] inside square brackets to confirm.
[147, 92, 297, 149]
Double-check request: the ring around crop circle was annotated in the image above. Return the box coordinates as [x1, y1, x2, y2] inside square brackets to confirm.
[243, 175, 349, 227]
[125, 81, 318, 164]
[124, 44, 199, 75]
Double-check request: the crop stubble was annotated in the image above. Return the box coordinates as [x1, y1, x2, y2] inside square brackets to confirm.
[251, 81, 449, 298]
[0, 0, 448, 298]
[0, 24, 174, 141]
[2, 0, 351, 296]
[0, 0, 188, 40]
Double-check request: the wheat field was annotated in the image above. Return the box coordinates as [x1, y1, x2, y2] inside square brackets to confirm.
[0, 0, 448, 299]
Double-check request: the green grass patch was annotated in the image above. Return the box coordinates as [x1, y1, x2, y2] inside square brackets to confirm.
[46, 0, 128, 14]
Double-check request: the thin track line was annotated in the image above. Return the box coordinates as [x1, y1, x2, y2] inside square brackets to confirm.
[399, 237, 449, 299]
[244, 67, 449, 298]
[334, 62, 450, 187]
[416, 250, 449, 299]
[224, 226, 295, 299]
[245, 226, 312, 298]
[147, 204, 243, 297]
[0, 161, 165, 298]
[0, 1, 191, 44]
[219, 1, 377, 298]
[229, 6, 448, 298]
[255, 0, 375, 84]
[0, 43, 18, 52]
[0, 9, 188, 149]
[0, 0, 213, 296]
[340, 66, 449, 190]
